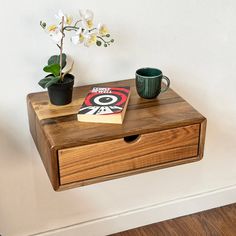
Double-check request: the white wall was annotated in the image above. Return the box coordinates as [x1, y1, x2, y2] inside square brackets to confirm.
[0, 0, 236, 235]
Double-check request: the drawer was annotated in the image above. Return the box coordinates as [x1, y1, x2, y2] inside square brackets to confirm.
[58, 124, 200, 185]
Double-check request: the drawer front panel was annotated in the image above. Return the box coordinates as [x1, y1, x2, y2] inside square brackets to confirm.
[58, 124, 200, 185]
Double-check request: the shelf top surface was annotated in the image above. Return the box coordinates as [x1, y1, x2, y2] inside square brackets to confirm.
[27, 79, 205, 149]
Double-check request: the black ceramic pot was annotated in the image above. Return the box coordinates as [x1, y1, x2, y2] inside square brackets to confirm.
[47, 74, 74, 106]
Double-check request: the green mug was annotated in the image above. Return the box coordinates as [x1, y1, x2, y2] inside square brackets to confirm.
[135, 67, 170, 99]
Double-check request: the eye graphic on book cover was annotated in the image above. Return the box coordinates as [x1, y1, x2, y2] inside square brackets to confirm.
[79, 87, 130, 115]
[92, 94, 119, 106]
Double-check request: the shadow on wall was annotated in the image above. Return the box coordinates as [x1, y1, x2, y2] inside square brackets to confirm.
[0, 110, 103, 234]
[0, 123, 29, 163]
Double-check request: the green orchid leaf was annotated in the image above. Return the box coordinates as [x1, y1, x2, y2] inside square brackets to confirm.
[48, 53, 67, 69]
[43, 64, 61, 77]
[45, 76, 60, 88]
[38, 76, 55, 89]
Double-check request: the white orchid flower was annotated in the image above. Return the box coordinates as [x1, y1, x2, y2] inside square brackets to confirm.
[41, 9, 113, 48]
[47, 24, 63, 43]
[71, 28, 85, 45]
[84, 33, 97, 47]
[79, 9, 94, 29]
[49, 30, 63, 43]
[97, 23, 108, 36]
[55, 9, 73, 25]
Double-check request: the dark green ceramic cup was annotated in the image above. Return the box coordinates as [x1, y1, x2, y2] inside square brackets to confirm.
[135, 67, 170, 99]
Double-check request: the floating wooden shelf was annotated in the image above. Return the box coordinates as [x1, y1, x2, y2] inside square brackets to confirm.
[27, 79, 206, 191]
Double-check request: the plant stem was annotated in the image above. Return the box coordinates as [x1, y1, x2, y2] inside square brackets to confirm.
[88, 28, 97, 33]
[74, 20, 82, 27]
[64, 26, 81, 31]
[63, 20, 82, 31]
[60, 16, 65, 81]
[97, 36, 110, 45]
[63, 26, 97, 32]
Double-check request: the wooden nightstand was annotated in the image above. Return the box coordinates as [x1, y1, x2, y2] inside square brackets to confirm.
[27, 79, 206, 191]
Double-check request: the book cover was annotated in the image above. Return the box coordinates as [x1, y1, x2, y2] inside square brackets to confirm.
[77, 86, 131, 124]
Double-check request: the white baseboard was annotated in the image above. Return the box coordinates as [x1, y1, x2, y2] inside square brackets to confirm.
[31, 184, 236, 236]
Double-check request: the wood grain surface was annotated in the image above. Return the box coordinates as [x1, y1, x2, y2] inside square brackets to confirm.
[199, 119, 207, 159]
[59, 124, 200, 185]
[27, 98, 60, 190]
[27, 79, 207, 190]
[28, 79, 205, 149]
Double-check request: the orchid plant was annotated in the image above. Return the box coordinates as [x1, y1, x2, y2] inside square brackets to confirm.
[39, 10, 114, 88]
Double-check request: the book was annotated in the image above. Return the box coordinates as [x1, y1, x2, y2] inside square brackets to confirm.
[77, 86, 131, 124]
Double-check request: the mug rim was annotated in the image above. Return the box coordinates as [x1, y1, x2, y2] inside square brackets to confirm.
[136, 67, 163, 78]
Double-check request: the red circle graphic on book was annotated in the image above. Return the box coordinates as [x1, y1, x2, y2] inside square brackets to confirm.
[79, 87, 130, 115]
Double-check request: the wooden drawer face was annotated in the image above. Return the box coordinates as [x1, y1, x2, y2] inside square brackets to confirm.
[58, 124, 200, 186]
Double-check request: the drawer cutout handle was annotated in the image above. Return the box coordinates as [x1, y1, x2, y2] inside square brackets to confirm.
[123, 134, 141, 143]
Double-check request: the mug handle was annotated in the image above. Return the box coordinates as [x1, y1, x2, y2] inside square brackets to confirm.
[160, 76, 170, 93]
